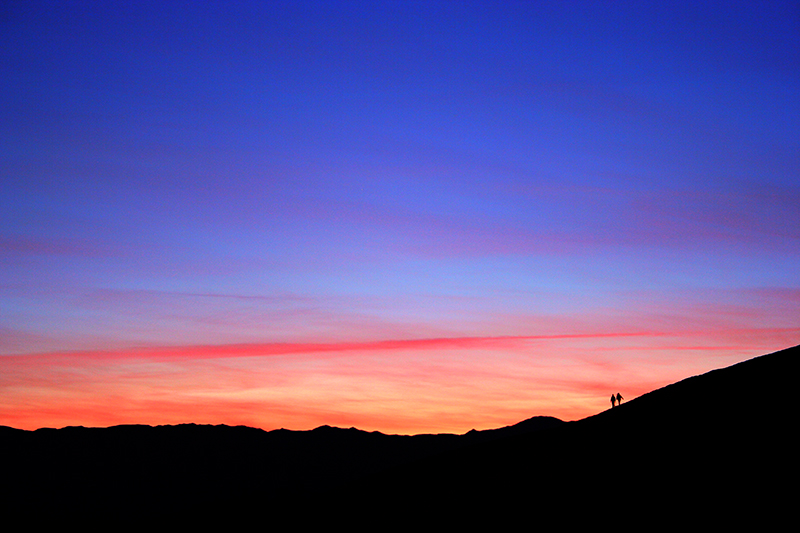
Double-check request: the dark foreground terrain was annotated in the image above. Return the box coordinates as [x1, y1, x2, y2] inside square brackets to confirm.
[2, 344, 797, 524]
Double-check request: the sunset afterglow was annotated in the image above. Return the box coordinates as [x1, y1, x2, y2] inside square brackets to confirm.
[2, 1, 798, 434]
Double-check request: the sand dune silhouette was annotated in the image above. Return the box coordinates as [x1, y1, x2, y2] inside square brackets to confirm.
[2, 344, 796, 523]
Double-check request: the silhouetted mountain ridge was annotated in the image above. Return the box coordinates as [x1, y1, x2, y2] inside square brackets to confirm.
[1, 344, 796, 523]
[0, 414, 564, 504]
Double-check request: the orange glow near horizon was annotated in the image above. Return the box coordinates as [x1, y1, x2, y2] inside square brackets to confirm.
[2, 330, 794, 435]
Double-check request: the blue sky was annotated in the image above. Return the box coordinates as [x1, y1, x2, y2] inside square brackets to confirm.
[1, 1, 798, 432]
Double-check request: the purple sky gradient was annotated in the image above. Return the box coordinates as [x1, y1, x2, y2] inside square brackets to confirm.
[1, 1, 798, 433]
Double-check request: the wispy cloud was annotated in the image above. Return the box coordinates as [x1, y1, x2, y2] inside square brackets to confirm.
[6, 330, 683, 361]
[0, 234, 115, 257]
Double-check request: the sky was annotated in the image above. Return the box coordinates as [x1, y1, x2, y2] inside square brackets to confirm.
[1, 1, 798, 434]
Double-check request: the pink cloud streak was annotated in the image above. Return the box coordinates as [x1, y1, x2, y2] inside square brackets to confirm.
[7, 331, 669, 362]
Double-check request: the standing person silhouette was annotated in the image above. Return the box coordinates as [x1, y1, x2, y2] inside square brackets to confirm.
[610, 394, 616, 408]
[616, 392, 623, 405]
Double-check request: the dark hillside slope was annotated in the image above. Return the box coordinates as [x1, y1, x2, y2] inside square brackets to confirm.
[357, 344, 798, 520]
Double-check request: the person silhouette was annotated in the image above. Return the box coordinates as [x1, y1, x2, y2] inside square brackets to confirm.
[610, 394, 616, 408]
[616, 392, 623, 405]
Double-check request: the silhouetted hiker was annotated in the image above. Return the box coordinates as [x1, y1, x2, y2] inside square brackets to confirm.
[616, 392, 623, 405]
[610, 394, 616, 408]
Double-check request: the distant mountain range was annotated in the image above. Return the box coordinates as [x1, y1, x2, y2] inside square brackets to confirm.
[2, 344, 796, 524]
